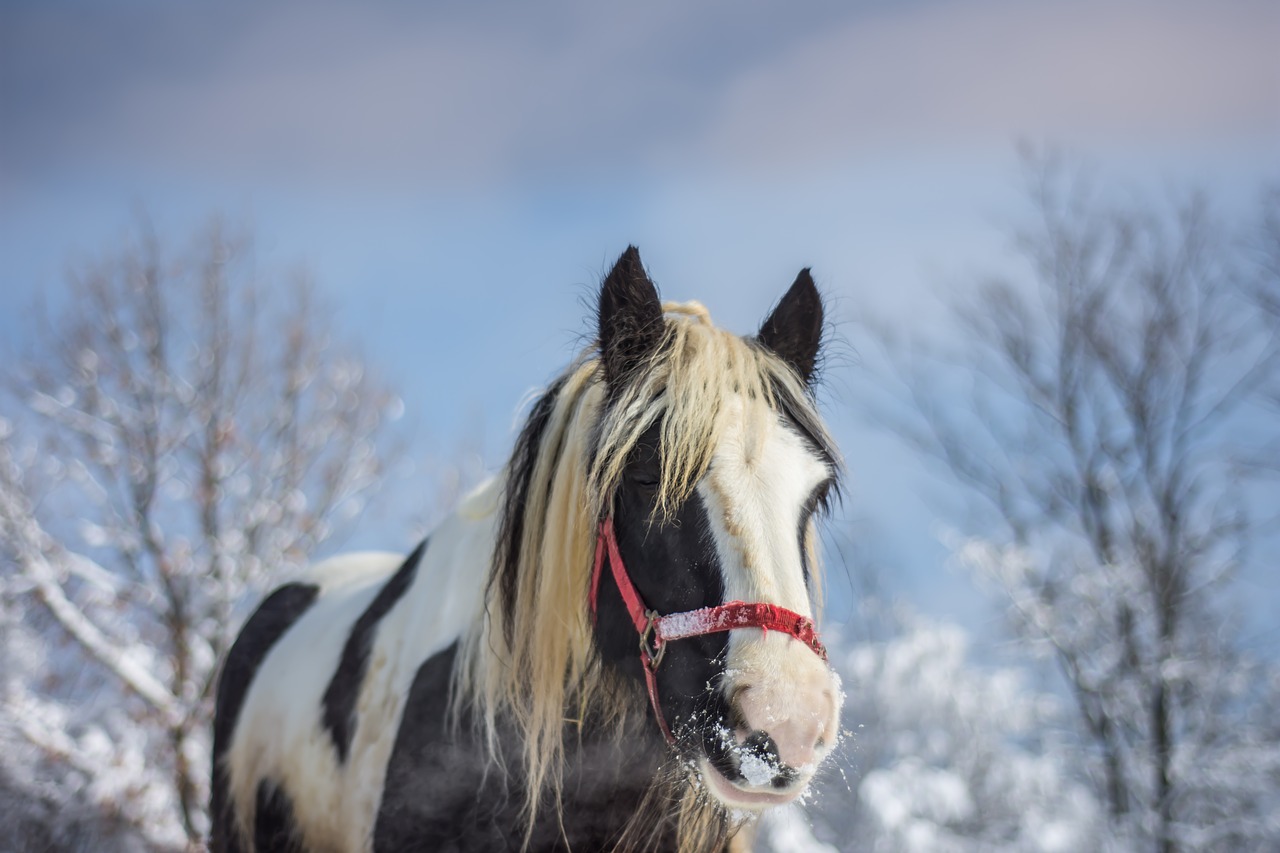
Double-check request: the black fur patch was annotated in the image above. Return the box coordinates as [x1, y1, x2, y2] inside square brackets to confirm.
[321, 539, 427, 763]
[374, 643, 678, 851]
[254, 780, 302, 852]
[210, 583, 319, 853]
[596, 428, 736, 757]
[373, 644, 479, 851]
[798, 477, 834, 587]
[493, 374, 567, 648]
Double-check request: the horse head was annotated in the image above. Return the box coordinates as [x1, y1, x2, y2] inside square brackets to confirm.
[591, 246, 843, 813]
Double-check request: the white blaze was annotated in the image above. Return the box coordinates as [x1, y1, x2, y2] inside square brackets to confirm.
[696, 396, 841, 803]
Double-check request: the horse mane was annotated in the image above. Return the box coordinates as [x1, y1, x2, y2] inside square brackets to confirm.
[453, 301, 840, 850]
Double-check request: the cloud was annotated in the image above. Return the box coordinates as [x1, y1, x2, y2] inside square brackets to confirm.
[697, 0, 1280, 171]
[3, 0, 1276, 190]
[3, 0, 763, 188]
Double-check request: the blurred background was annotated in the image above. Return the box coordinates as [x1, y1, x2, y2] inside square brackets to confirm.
[2, 1, 1277, 851]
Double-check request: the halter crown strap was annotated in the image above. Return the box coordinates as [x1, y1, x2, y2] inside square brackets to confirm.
[589, 517, 828, 743]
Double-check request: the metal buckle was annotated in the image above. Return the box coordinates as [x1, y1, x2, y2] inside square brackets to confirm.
[639, 610, 666, 670]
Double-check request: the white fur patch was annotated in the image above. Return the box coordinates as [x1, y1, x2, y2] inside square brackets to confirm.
[698, 400, 830, 617]
[697, 398, 842, 786]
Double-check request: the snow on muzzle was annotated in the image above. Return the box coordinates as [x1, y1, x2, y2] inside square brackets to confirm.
[702, 630, 842, 808]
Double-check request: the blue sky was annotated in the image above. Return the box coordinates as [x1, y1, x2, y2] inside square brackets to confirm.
[3, 0, 1278, 644]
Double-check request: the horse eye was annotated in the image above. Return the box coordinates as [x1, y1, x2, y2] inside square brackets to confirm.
[807, 480, 833, 516]
[628, 471, 660, 490]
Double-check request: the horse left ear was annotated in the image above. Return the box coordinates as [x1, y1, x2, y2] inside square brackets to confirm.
[598, 246, 665, 389]
[757, 268, 824, 384]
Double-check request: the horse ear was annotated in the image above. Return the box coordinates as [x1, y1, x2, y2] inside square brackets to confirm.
[598, 246, 664, 388]
[757, 269, 824, 384]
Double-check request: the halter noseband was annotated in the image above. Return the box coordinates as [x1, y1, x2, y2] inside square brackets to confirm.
[589, 517, 827, 744]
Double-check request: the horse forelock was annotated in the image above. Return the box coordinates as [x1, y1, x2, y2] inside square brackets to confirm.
[456, 303, 839, 850]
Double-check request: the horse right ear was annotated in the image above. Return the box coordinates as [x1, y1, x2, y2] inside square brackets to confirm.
[598, 246, 664, 388]
[757, 268, 824, 385]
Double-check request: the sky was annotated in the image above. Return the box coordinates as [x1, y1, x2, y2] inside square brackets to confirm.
[3, 0, 1278, 646]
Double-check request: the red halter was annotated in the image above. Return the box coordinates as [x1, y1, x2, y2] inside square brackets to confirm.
[589, 516, 827, 743]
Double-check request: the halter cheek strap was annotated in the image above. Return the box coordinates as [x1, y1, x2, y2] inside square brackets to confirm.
[589, 517, 827, 744]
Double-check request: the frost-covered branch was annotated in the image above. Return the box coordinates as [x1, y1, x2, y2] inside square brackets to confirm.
[855, 154, 1280, 851]
[0, 217, 408, 848]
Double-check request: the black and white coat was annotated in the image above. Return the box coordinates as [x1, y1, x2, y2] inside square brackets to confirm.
[211, 248, 843, 852]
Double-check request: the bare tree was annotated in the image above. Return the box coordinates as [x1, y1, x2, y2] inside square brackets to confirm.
[807, 613, 1105, 853]
[0, 218, 405, 848]
[858, 153, 1280, 851]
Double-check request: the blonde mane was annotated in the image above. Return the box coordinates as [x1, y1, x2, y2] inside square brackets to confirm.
[453, 302, 839, 850]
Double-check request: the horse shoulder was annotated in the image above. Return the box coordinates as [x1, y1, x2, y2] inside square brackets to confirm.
[218, 487, 499, 852]
[221, 553, 401, 852]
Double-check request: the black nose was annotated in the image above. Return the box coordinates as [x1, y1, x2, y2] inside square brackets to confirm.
[741, 729, 778, 762]
[740, 730, 800, 789]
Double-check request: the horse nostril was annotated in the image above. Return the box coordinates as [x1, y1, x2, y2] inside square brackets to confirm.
[773, 765, 800, 789]
[741, 729, 779, 763]
[737, 729, 800, 788]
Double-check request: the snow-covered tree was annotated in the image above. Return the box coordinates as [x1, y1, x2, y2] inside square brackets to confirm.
[857, 153, 1280, 851]
[0, 219, 405, 849]
[952, 536, 1280, 851]
[759, 610, 1108, 853]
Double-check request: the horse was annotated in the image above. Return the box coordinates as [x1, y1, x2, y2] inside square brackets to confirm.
[210, 247, 844, 852]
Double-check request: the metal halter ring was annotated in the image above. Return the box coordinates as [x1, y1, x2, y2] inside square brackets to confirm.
[639, 610, 667, 670]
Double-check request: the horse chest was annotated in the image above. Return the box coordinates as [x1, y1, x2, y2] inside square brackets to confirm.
[373, 643, 673, 852]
